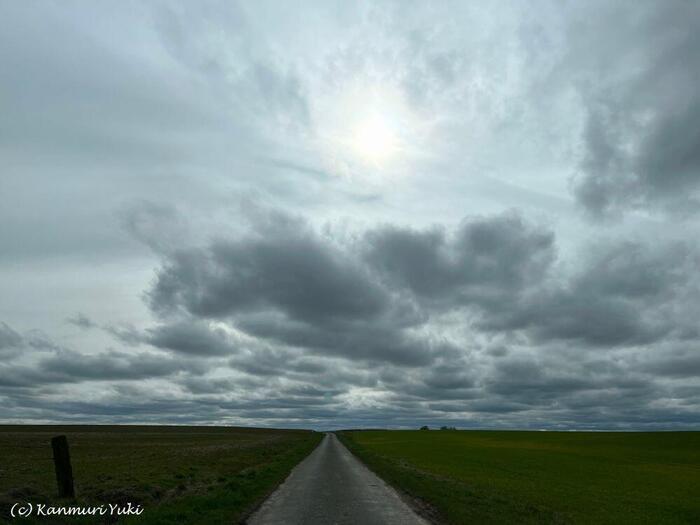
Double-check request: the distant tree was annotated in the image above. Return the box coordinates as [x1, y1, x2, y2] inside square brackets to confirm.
[419, 425, 429, 430]
[440, 426, 456, 430]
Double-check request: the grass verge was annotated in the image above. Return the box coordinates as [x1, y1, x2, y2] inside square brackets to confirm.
[338, 430, 700, 524]
[0, 425, 321, 524]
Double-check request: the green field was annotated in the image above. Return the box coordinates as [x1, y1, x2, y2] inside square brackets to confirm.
[0, 425, 321, 524]
[339, 430, 700, 524]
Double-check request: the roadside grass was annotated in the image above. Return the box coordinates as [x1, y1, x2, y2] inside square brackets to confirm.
[0, 425, 321, 524]
[338, 430, 700, 524]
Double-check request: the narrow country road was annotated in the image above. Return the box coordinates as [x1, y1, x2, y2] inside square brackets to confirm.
[247, 433, 427, 525]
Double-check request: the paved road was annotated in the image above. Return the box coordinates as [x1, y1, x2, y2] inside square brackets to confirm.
[247, 433, 427, 525]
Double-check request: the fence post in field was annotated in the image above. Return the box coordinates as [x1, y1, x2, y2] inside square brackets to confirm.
[51, 435, 75, 498]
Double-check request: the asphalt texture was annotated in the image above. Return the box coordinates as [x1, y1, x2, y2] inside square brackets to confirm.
[247, 433, 427, 525]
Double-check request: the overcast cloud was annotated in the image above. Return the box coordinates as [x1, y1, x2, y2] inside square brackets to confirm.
[1, 1, 699, 429]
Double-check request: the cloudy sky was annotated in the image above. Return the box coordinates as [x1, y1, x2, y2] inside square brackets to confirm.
[2, 1, 700, 429]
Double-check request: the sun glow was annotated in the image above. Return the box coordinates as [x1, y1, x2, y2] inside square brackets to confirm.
[314, 81, 428, 179]
[351, 114, 398, 164]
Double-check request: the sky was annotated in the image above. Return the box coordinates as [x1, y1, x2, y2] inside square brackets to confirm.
[1, 0, 700, 430]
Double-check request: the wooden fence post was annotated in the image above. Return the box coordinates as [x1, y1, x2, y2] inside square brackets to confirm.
[51, 435, 75, 498]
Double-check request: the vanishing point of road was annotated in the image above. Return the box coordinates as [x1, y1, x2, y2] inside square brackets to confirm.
[247, 433, 427, 525]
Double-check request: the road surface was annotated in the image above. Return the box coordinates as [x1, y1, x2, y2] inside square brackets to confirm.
[247, 433, 427, 525]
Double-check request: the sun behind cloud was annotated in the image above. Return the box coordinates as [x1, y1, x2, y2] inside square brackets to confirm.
[312, 80, 425, 179]
[351, 113, 398, 164]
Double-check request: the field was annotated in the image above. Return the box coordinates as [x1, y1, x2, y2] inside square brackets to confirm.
[339, 430, 700, 524]
[0, 425, 321, 524]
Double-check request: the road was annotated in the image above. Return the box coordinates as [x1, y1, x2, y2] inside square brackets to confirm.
[247, 433, 427, 525]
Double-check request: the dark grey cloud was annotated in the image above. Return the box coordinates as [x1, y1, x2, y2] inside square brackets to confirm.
[100, 317, 241, 357]
[143, 208, 700, 362]
[570, 2, 700, 216]
[640, 345, 700, 379]
[480, 239, 699, 347]
[495, 291, 660, 347]
[144, 211, 558, 367]
[110, 206, 700, 428]
[0, 347, 205, 389]
[146, 213, 434, 366]
[149, 239, 386, 323]
[147, 320, 238, 356]
[363, 216, 699, 350]
[365, 213, 555, 304]
[644, 357, 700, 380]
[39, 349, 206, 383]
[234, 313, 438, 367]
